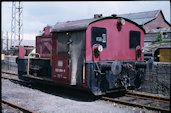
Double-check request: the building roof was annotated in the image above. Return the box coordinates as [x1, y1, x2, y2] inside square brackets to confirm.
[118, 10, 160, 25]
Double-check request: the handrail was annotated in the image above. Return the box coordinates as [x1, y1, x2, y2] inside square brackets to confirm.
[27, 53, 40, 75]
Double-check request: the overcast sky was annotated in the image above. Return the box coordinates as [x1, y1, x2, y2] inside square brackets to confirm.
[1, 1, 170, 40]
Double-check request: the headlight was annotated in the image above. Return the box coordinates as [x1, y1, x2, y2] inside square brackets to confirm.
[121, 18, 125, 25]
[98, 45, 103, 52]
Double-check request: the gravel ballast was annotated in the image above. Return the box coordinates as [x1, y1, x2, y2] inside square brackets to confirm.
[2, 74, 157, 113]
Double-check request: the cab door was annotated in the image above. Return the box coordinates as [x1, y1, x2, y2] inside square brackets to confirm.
[52, 32, 71, 84]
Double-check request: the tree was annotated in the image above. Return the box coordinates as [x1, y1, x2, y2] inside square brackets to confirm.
[157, 32, 163, 42]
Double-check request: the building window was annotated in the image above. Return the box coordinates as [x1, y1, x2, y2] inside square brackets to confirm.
[129, 31, 141, 49]
[91, 27, 107, 48]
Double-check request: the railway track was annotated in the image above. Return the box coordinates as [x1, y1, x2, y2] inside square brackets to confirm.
[1, 72, 35, 112]
[1, 76, 19, 81]
[102, 91, 170, 112]
[1, 71, 18, 76]
[2, 71, 170, 112]
[1, 71, 20, 81]
[2, 99, 36, 113]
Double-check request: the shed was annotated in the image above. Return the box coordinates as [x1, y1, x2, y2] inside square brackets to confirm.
[154, 47, 171, 62]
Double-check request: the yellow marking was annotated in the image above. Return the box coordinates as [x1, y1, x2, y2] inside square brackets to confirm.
[1, 54, 5, 60]
[159, 48, 171, 62]
[27, 53, 40, 75]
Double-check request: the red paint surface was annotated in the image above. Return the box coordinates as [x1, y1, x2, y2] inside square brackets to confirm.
[52, 33, 70, 84]
[52, 55, 70, 84]
[86, 18, 144, 62]
[36, 26, 52, 58]
[19, 46, 25, 58]
[36, 36, 52, 58]
[44, 26, 51, 35]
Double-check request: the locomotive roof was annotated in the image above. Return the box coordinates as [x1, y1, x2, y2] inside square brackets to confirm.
[51, 16, 145, 33]
[51, 18, 99, 32]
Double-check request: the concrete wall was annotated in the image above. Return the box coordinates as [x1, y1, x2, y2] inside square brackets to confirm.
[137, 62, 171, 97]
[1, 55, 18, 73]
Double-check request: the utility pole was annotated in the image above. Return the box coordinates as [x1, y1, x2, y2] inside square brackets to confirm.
[11, 1, 16, 48]
[1, 31, 9, 52]
[1, 31, 3, 51]
[16, 1, 23, 46]
[10, 1, 23, 48]
[6, 31, 9, 50]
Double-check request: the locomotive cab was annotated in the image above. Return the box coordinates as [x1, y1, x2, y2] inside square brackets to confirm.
[84, 17, 153, 95]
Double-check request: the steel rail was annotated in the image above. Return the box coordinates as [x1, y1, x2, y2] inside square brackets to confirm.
[102, 95, 170, 112]
[127, 91, 170, 101]
[1, 76, 18, 81]
[1, 76, 31, 85]
[2, 103, 20, 112]
[1, 71, 18, 76]
[2, 99, 36, 113]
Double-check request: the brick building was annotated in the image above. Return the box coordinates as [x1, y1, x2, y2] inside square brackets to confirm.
[119, 10, 170, 32]
[119, 10, 171, 46]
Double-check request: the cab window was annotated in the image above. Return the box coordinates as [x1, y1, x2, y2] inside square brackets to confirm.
[129, 31, 141, 49]
[91, 27, 107, 48]
[57, 33, 69, 54]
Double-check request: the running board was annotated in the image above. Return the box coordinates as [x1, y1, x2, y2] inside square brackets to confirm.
[22, 74, 53, 82]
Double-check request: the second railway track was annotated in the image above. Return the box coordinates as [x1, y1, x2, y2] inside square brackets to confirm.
[102, 91, 170, 112]
[1, 71, 18, 76]
[2, 99, 36, 113]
